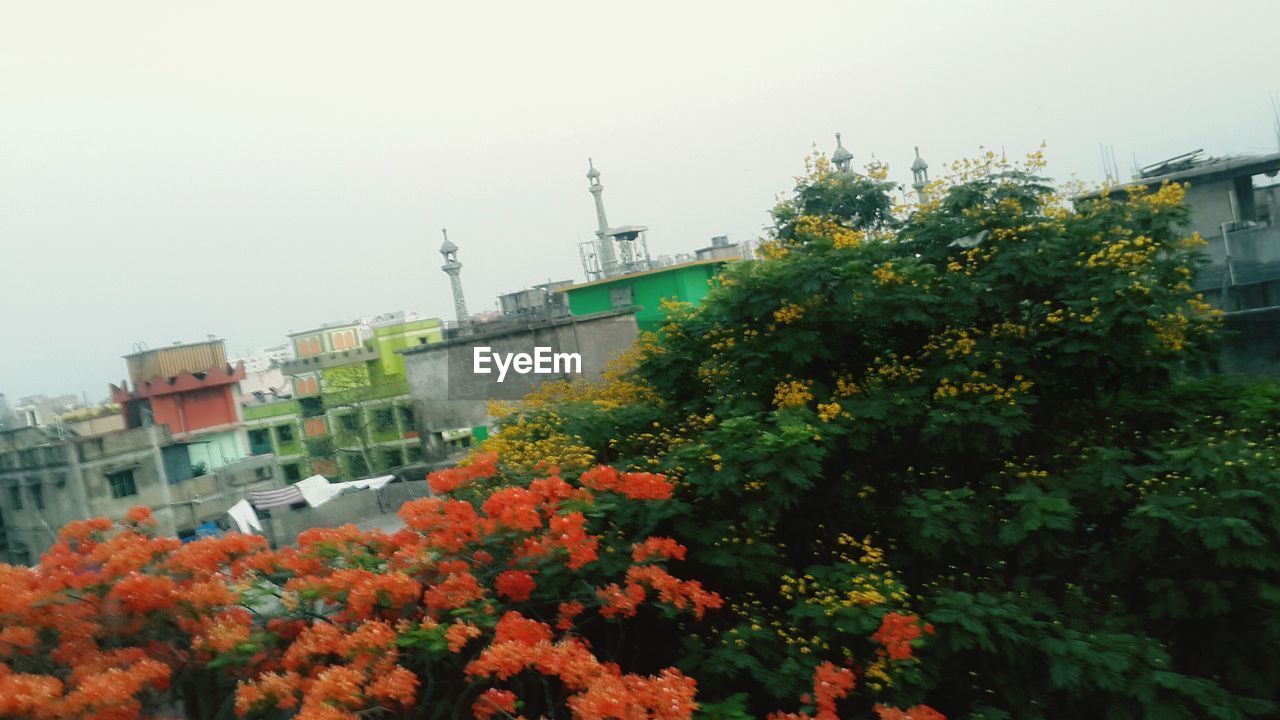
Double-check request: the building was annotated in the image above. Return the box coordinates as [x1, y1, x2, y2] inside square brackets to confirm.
[109, 340, 249, 472]
[231, 343, 295, 373]
[240, 316, 443, 482]
[1090, 149, 1280, 375]
[497, 281, 574, 319]
[0, 423, 279, 565]
[399, 309, 640, 456]
[8, 393, 83, 429]
[559, 258, 730, 333]
[694, 235, 752, 262]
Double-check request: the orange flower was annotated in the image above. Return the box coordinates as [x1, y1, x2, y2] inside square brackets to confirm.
[617, 472, 674, 500]
[367, 665, 418, 706]
[0, 626, 39, 654]
[872, 613, 930, 661]
[445, 621, 482, 653]
[875, 705, 947, 720]
[494, 570, 538, 602]
[556, 601, 585, 631]
[493, 611, 554, 646]
[107, 572, 178, 614]
[473, 688, 518, 720]
[812, 662, 855, 720]
[423, 571, 486, 612]
[235, 671, 302, 715]
[632, 537, 688, 563]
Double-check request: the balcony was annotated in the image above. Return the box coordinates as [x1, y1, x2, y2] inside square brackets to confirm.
[1193, 222, 1280, 293]
[282, 346, 381, 374]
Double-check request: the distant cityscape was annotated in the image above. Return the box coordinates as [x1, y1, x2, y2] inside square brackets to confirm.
[2, 139, 1278, 565]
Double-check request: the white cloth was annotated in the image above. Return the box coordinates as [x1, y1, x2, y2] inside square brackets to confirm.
[340, 475, 394, 491]
[226, 498, 264, 534]
[295, 474, 344, 508]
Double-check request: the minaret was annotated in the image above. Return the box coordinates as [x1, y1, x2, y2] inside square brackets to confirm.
[439, 228, 471, 335]
[587, 159, 619, 276]
[911, 146, 930, 201]
[832, 132, 853, 174]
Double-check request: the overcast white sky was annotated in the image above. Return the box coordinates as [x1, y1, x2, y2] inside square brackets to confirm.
[3, 1, 1279, 401]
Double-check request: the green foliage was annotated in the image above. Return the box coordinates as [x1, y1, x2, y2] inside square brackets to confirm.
[490, 154, 1280, 718]
[770, 155, 897, 238]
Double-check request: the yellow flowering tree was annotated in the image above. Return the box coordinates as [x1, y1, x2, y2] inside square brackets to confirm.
[484, 149, 1280, 718]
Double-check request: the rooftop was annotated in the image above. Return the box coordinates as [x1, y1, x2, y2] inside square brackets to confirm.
[558, 257, 730, 292]
[1116, 150, 1280, 189]
[122, 338, 224, 359]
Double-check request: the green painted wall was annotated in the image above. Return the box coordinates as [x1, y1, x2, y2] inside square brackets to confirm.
[187, 430, 246, 472]
[243, 400, 300, 421]
[373, 319, 443, 376]
[563, 261, 726, 332]
[271, 422, 304, 457]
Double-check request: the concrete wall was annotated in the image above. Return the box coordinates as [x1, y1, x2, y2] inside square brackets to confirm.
[1182, 179, 1280, 293]
[399, 310, 639, 446]
[259, 479, 431, 547]
[66, 415, 126, 437]
[1218, 307, 1280, 378]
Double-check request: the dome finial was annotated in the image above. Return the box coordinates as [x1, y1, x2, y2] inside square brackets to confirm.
[831, 132, 853, 173]
[587, 157, 600, 180]
[911, 146, 930, 199]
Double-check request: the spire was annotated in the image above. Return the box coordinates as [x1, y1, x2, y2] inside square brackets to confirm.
[439, 228, 471, 334]
[832, 132, 853, 174]
[586, 158, 618, 275]
[439, 227, 458, 254]
[911, 146, 930, 201]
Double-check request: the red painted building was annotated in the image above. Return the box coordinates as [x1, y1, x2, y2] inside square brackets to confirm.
[109, 340, 249, 469]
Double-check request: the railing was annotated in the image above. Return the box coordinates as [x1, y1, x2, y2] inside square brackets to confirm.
[1193, 222, 1280, 292]
[281, 346, 382, 374]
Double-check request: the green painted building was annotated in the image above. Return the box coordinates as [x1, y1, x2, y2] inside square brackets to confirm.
[241, 317, 441, 482]
[559, 259, 729, 332]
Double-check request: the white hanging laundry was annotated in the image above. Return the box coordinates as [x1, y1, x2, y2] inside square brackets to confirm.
[226, 498, 264, 534]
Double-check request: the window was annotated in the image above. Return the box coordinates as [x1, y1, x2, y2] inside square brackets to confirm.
[8, 486, 22, 510]
[332, 330, 356, 350]
[107, 470, 138, 499]
[304, 417, 327, 437]
[275, 424, 295, 444]
[379, 447, 403, 470]
[610, 285, 634, 308]
[31, 484, 44, 510]
[295, 376, 318, 396]
[309, 337, 321, 355]
[373, 408, 395, 432]
[347, 454, 369, 477]
[282, 463, 302, 482]
[338, 413, 359, 432]
[254, 466, 272, 481]
[248, 428, 272, 454]
[397, 405, 415, 428]
[405, 444, 423, 463]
